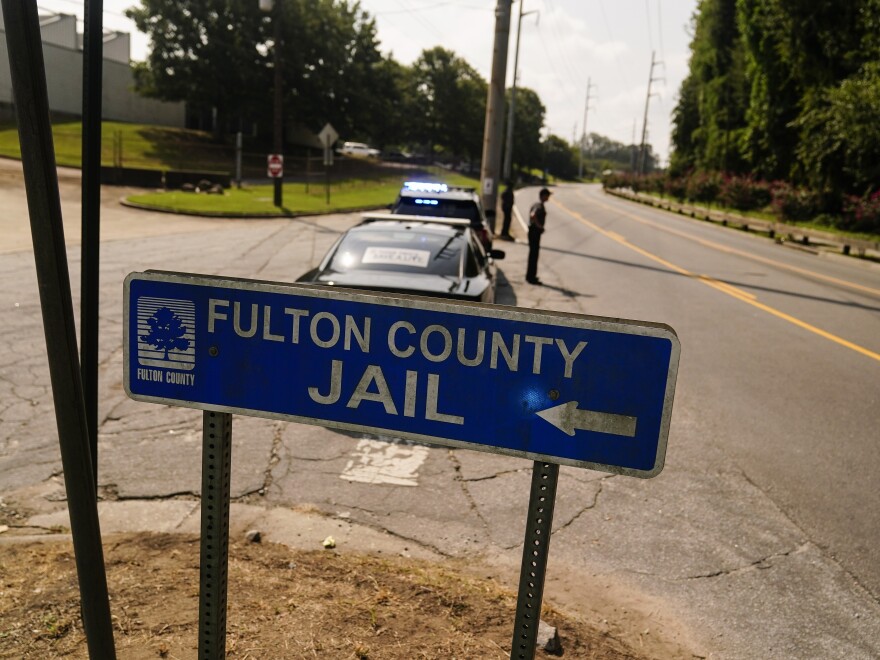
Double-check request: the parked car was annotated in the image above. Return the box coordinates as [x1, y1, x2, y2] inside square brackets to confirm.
[338, 141, 380, 157]
[390, 181, 495, 250]
[297, 213, 505, 303]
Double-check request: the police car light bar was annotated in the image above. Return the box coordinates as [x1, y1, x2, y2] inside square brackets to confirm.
[403, 181, 448, 193]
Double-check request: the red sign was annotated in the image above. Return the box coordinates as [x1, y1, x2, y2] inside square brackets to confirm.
[267, 154, 284, 178]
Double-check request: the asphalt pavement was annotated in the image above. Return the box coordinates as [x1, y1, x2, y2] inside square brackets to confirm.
[1, 163, 879, 659]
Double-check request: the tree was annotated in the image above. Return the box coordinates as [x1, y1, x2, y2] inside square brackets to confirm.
[670, 0, 749, 174]
[126, 0, 391, 140]
[126, 0, 266, 135]
[543, 134, 577, 180]
[406, 47, 487, 161]
[504, 86, 545, 176]
[740, 0, 880, 195]
[140, 308, 190, 360]
[588, 133, 651, 174]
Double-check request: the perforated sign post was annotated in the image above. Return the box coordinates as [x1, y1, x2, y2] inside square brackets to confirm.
[124, 271, 680, 659]
[318, 123, 338, 203]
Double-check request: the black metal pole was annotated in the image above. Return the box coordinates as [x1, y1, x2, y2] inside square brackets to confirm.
[199, 411, 234, 659]
[81, 0, 103, 489]
[0, 1, 116, 656]
[272, 2, 283, 208]
[510, 461, 559, 660]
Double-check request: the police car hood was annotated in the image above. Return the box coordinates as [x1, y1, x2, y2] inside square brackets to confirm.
[316, 271, 462, 296]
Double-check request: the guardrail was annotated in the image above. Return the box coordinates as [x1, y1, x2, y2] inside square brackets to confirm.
[605, 188, 880, 258]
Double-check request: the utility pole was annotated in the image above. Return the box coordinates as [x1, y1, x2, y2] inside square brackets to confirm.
[502, 0, 538, 184]
[578, 78, 597, 180]
[480, 0, 513, 232]
[261, 0, 283, 207]
[638, 51, 663, 175]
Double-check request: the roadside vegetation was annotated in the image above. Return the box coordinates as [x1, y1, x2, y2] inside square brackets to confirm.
[128, 179, 405, 216]
[667, 0, 879, 237]
[0, 120, 230, 172]
[127, 172, 481, 217]
[603, 171, 880, 239]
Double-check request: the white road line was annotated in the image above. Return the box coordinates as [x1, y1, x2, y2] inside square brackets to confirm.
[340, 437, 430, 486]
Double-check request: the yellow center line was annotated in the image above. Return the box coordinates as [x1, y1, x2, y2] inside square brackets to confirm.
[699, 275, 758, 301]
[553, 198, 880, 363]
[575, 190, 880, 298]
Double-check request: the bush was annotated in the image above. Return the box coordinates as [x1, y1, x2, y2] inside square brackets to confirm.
[718, 175, 772, 211]
[664, 177, 688, 201]
[602, 171, 632, 190]
[685, 171, 722, 204]
[842, 191, 880, 234]
[641, 172, 666, 195]
[771, 182, 822, 222]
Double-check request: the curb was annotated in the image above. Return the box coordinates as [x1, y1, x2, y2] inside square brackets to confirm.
[8, 500, 441, 561]
[119, 198, 391, 219]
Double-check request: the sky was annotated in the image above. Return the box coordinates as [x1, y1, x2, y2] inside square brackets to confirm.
[36, 0, 698, 164]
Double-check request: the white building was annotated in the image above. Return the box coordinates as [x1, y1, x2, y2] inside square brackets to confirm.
[0, 11, 185, 127]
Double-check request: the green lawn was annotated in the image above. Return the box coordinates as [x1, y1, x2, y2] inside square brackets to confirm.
[126, 174, 481, 217]
[0, 119, 487, 215]
[0, 120, 225, 171]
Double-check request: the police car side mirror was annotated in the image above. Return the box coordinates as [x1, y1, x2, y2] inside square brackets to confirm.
[489, 249, 505, 260]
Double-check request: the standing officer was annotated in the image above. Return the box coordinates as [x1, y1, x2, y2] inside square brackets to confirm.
[500, 181, 515, 239]
[526, 187, 551, 285]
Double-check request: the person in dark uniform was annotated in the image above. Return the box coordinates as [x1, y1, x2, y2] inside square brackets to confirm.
[500, 182, 515, 239]
[526, 187, 551, 285]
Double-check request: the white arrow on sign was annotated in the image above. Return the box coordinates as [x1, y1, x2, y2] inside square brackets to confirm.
[537, 401, 637, 437]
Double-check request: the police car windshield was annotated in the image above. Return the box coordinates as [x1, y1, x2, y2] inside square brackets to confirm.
[327, 229, 463, 277]
[395, 198, 482, 225]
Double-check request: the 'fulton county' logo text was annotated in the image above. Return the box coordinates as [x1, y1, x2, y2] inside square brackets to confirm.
[136, 297, 196, 386]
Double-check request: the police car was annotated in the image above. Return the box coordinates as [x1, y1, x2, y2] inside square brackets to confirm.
[390, 181, 494, 250]
[297, 213, 505, 303]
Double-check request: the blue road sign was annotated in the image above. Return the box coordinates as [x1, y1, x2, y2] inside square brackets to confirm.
[125, 271, 680, 477]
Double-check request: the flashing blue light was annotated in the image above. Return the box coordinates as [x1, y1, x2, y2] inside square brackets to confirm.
[404, 181, 448, 193]
[415, 199, 439, 205]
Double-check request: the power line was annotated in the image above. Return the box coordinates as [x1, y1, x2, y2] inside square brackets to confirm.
[374, 2, 488, 15]
[644, 0, 654, 53]
[657, 0, 666, 76]
[389, 0, 444, 40]
[541, 1, 581, 86]
[596, 0, 631, 88]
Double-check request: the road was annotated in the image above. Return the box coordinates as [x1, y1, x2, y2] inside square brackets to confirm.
[1, 166, 878, 658]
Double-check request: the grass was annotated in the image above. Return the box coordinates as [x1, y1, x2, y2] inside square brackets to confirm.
[636, 190, 880, 243]
[0, 532, 626, 658]
[0, 120, 226, 171]
[0, 118, 486, 215]
[127, 173, 482, 216]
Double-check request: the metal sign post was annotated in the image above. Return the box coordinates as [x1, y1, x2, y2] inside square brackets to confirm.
[2, 0, 116, 656]
[81, 0, 103, 487]
[319, 123, 337, 206]
[511, 461, 559, 660]
[123, 270, 680, 656]
[198, 411, 234, 659]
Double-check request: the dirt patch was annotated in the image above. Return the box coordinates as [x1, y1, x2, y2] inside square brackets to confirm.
[0, 532, 657, 659]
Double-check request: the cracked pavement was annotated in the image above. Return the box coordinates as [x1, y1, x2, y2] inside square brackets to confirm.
[1, 165, 878, 659]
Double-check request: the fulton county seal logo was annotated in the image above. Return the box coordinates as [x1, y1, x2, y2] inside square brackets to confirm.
[136, 297, 195, 371]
